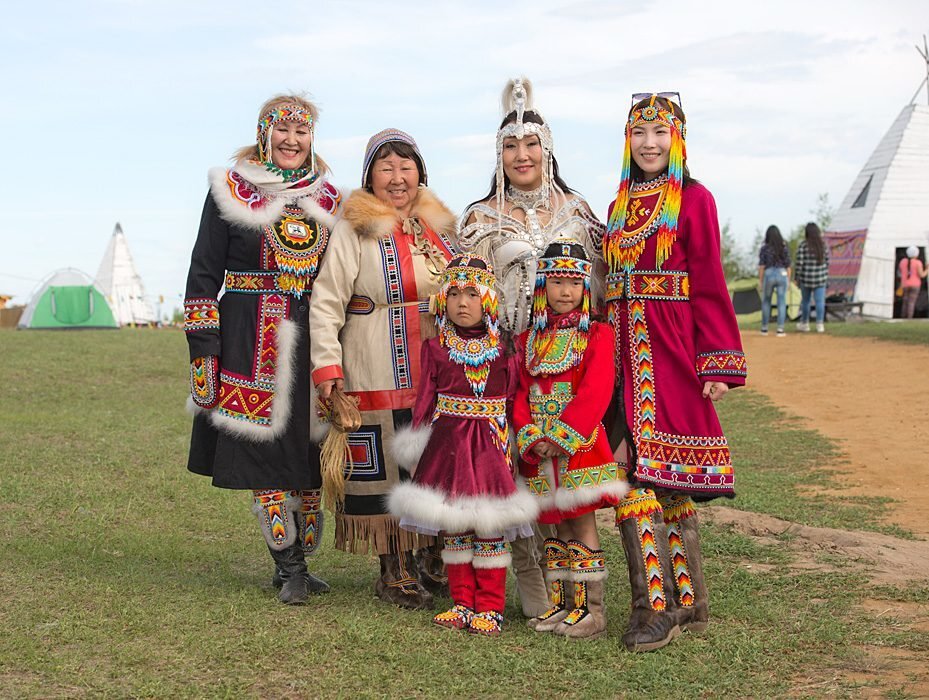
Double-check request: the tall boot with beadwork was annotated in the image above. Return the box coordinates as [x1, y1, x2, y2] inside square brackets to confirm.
[659, 492, 708, 633]
[616, 488, 681, 651]
[529, 538, 574, 632]
[554, 540, 607, 640]
[270, 490, 330, 594]
[433, 533, 476, 630]
[253, 489, 310, 605]
[468, 537, 510, 636]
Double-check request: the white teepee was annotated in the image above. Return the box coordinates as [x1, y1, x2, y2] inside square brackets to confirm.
[827, 104, 929, 318]
[95, 223, 157, 326]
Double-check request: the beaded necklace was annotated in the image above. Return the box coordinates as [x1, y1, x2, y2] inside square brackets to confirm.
[440, 323, 500, 398]
[263, 162, 315, 184]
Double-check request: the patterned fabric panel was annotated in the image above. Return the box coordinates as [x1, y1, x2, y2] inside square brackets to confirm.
[184, 297, 219, 333]
[695, 350, 747, 378]
[190, 355, 219, 409]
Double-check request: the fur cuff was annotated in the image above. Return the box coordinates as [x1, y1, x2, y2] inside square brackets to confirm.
[389, 424, 433, 473]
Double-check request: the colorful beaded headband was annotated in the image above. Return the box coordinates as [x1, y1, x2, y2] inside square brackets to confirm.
[530, 239, 592, 361]
[256, 104, 315, 163]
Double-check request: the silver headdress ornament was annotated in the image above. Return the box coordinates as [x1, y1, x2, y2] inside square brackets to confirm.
[495, 77, 560, 231]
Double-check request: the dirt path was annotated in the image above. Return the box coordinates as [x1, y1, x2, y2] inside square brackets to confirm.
[741, 331, 929, 535]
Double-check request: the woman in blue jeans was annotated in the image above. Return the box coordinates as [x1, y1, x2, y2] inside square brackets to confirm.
[794, 222, 831, 332]
[758, 225, 791, 336]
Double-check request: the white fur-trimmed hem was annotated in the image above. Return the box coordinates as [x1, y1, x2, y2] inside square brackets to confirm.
[553, 478, 630, 512]
[473, 551, 513, 570]
[573, 567, 609, 582]
[389, 424, 433, 473]
[387, 482, 539, 538]
[185, 396, 207, 416]
[209, 319, 298, 443]
[308, 382, 330, 444]
[441, 548, 474, 565]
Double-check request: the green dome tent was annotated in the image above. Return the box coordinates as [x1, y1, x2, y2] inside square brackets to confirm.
[17, 269, 118, 330]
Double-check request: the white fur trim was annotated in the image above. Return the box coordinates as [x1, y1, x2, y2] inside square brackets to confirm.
[553, 477, 630, 513]
[388, 482, 539, 538]
[251, 492, 302, 550]
[300, 195, 339, 229]
[185, 396, 207, 416]
[210, 319, 298, 442]
[573, 567, 608, 582]
[472, 551, 513, 570]
[208, 168, 288, 230]
[389, 424, 434, 473]
[441, 548, 474, 565]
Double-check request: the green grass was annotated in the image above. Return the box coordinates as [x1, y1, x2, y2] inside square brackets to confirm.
[0, 329, 916, 698]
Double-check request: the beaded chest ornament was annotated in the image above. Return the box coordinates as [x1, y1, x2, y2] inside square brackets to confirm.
[604, 94, 687, 273]
[435, 254, 501, 397]
[527, 239, 592, 374]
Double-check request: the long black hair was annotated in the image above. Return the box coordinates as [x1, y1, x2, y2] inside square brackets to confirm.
[467, 111, 575, 210]
[765, 225, 788, 263]
[805, 222, 826, 264]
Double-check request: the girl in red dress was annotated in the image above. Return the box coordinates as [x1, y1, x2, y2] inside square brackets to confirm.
[388, 255, 538, 636]
[512, 239, 629, 640]
[603, 94, 747, 652]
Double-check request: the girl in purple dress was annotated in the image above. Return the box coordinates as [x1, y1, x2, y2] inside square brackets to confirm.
[388, 255, 538, 636]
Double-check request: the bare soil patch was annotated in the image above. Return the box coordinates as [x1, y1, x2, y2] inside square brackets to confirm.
[742, 332, 929, 535]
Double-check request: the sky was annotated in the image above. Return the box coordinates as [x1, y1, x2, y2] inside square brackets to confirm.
[1, 0, 927, 313]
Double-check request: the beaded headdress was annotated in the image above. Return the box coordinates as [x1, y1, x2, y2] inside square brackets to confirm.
[604, 94, 687, 272]
[495, 78, 557, 213]
[435, 254, 500, 397]
[530, 239, 592, 357]
[256, 103, 316, 174]
[361, 128, 428, 188]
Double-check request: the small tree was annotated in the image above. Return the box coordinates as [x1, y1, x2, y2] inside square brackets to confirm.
[720, 220, 755, 281]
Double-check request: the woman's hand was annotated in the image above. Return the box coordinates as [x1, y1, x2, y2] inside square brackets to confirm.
[316, 378, 344, 401]
[702, 381, 729, 402]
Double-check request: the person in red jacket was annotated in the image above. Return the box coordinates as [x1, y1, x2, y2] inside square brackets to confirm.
[512, 239, 629, 640]
[603, 93, 747, 651]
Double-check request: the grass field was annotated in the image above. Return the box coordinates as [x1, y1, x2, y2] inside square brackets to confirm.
[0, 329, 919, 698]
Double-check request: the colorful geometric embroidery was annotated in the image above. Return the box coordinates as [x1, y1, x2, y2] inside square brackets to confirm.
[226, 170, 266, 210]
[637, 431, 734, 491]
[638, 514, 666, 611]
[543, 538, 571, 577]
[695, 350, 747, 378]
[190, 355, 219, 409]
[629, 299, 655, 440]
[344, 427, 385, 481]
[434, 394, 506, 419]
[666, 521, 694, 607]
[568, 540, 605, 578]
[433, 605, 474, 630]
[525, 327, 581, 376]
[604, 177, 668, 273]
[379, 236, 412, 390]
[301, 489, 322, 555]
[560, 461, 623, 492]
[615, 487, 662, 523]
[262, 206, 330, 299]
[439, 326, 500, 398]
[517, 423, 546, 457]
[184, 298, 219, 333]
[472, 537, 510, 565]
[253, 489, 298, 548]
[548, 420, 595, 456]
[659, 493, 697, 524]
[444, 533, 475, 560]
[606, 270, 690, 303]
[561, 580, 590, 626]
[216, 293, 288, 427]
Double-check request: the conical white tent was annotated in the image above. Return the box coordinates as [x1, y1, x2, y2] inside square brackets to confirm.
[95, 223, 157, 326]
[827, 104, 929, 318]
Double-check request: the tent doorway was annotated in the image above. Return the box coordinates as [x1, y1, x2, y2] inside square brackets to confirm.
[894, 247, 928, 318]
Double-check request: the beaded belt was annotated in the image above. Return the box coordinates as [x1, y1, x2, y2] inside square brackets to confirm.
[435, 393, 506, 419]
[224, 270, 312, 295]
[347, 295, 431, 315]
[605, 270, 690, 302]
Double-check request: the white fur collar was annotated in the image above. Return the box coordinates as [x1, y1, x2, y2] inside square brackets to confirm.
[342, 187, 457, 240]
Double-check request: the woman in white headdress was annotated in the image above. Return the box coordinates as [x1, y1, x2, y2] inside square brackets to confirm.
[458, 78, 606, 620]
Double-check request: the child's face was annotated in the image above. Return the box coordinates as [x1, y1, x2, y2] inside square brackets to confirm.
[446, 286, 484, 328]
[545, 277, 584, 314]
[630, 121, 671, 179]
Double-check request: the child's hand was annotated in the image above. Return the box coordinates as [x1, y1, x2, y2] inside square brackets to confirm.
[532, 442, 557, 458]
[702, 381, 729, 402]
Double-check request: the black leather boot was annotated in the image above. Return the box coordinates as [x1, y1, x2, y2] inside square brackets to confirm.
[375, 551, 434, 610]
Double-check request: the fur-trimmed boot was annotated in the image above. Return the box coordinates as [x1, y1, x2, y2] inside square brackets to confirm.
[529, 538, 574, 632]
[375, 550, 434, 610]
[469, 537, 510, 636]
[554, 540, 607, 640]
[616, 488, 681, 651]
[659, 492, 708, 633]
[253, 490, 310, 605]
[433, 533, 476, 630]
